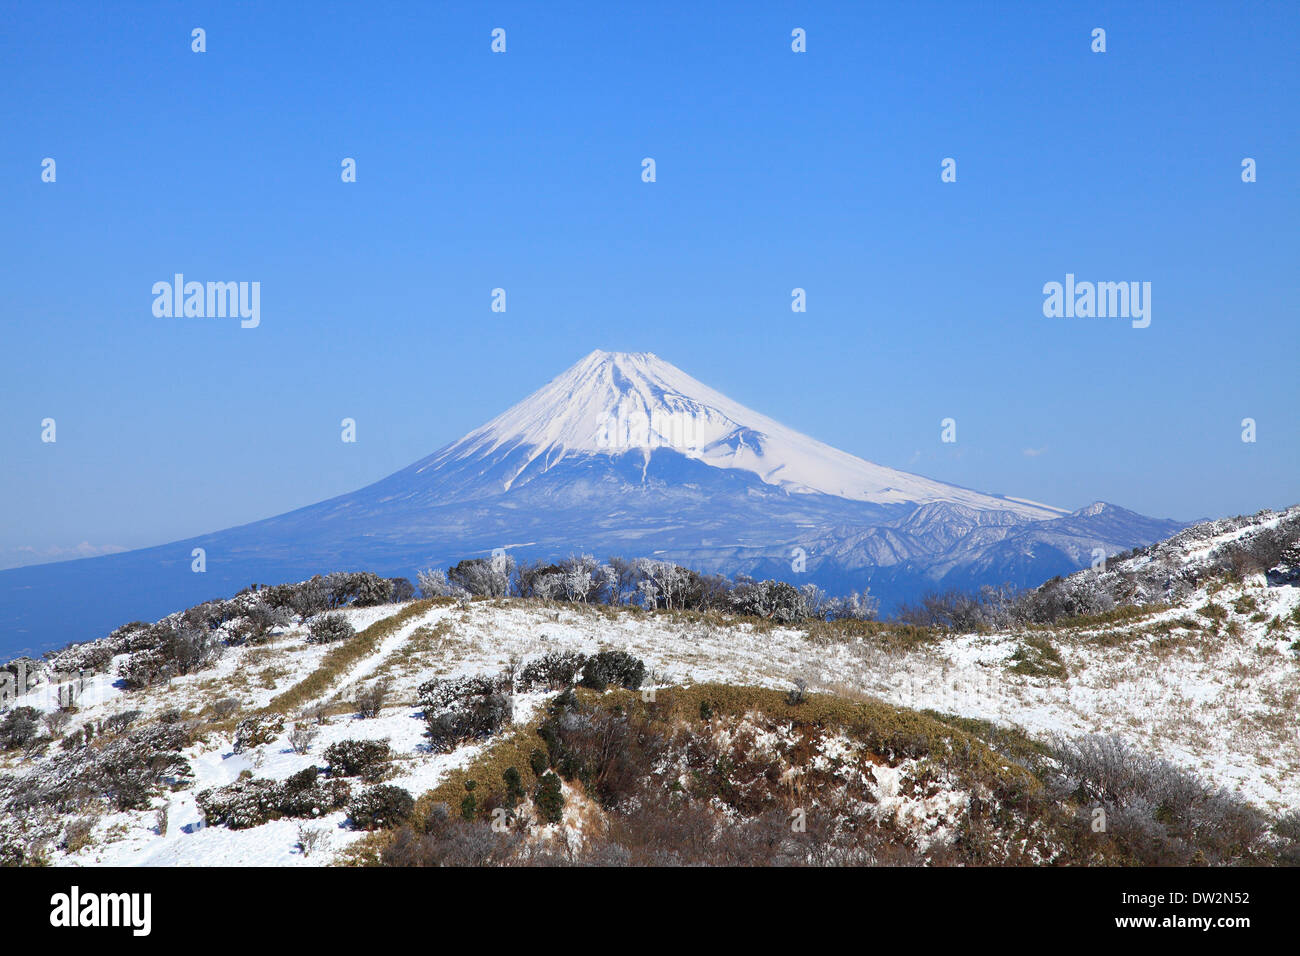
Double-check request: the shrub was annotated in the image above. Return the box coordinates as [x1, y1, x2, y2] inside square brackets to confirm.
[416, 568, 459, 599]
[296, 824, 329, 857]
[351, 573, 394, 607]
[42, 710, 73, 739]
[353, 679, 390, 719]
[279, 766, 351, 818]
[211, 697, 240, 720]
[349, 784, 414, 830]
[536, 698, 650, 810]
[288, 724, 318, 755]
[0, 706, 41, 750]
[62, 817, 97, 853]
[307, 613, 355, 645]
[388, 577, 416, 603]
[418, 676, 513, 752]
[528, 748, 549, 778]
[502, 766, 525, 809]
[117, 619, 222, 688]
[380, 804, 517, 867]
[518, 651, 587, 691]
[1051, 734, 1268, 865]
[322, 571, 393, 608]
[301, 702, 331, 725]
[785, 678, 809, 706]
[102, 709, 142, 735]
[533, 772, 564, 824]
[197, 769, 349, 829]
[727, 579, 811, 623]
[89, 723, 194, 811]
[233, 714, 285, 752]
[824, 589, 880, 622]
[196, 778, 279, 829]
[447, 557, 514, 598]
[578, 651, 645, 691]
[324, 739, 393, 782]
[288, 577, 330, 618]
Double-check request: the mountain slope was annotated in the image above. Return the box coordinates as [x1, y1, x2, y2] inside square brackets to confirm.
[0, 350, 1182, 656]
[3, 507, 1296, 867]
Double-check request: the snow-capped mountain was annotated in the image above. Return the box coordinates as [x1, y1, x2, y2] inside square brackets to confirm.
[423, 350, 1064, 515]
[0, 350, 1184, 656]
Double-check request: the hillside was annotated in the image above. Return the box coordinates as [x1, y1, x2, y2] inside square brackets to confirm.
[1, 506, 1297, 867]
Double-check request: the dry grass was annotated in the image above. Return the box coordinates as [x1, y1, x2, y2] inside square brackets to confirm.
[258, 601, 433, 717]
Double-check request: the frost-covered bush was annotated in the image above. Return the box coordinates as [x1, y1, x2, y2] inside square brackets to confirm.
[287, 576, 330, 618]
[1211, 513, 1300, 578]
[418, 676, 513, 752]
[324, 739, 393, 782]
[197, 777, 282, 829]
[46, 638, 115, 675]
[0, 706, 41, 751]
[323, 571, 392, 608]
[1022, 576, 1116, 624]
[117, 619, 223, 689]
[351, 573, 394, 607]
[211, 697, 241, 720]
[518, 651, 587, 691]
[197, 768, 350, 830]
[1051, 734, 1268, 864]
[102, 709, 142, 735]
[279, 766, 351, 818]
[233, 714, 285, 752]
[516, 555, 614, 604]
[416, 567, 461, 599]
[727, 579, 811, 623]
[65, 722, 195, 811]
[348, 784, 414, 830]
[823, 589, 880, 622]
[307, 612, 355, 645]
[288, 723, 318, 755]
[447, 557, 514, 598]
[578, 651, 645, 691]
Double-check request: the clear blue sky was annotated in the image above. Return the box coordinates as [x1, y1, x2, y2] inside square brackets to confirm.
[1, 1, 1296, 569]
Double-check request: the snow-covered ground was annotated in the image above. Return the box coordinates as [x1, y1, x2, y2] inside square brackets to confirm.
[3, 505, 1297, 866]
[4, 589, 1296, 866]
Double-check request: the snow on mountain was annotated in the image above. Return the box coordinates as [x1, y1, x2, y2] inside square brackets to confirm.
[0, 350, 1182, 657]
[424, 350, 1066, 516]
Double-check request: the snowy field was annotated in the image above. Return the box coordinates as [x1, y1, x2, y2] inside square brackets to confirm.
[3, 556, 1297, 867]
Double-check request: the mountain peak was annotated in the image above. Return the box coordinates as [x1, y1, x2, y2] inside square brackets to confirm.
[428, 350, 1066, 517]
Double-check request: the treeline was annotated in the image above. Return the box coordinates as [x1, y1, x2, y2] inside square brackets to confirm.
[416, 553, 878, 624]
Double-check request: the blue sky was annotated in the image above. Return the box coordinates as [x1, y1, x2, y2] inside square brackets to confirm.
[1, 1, 1296, 568]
